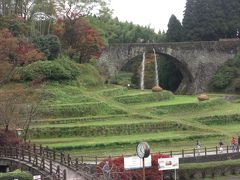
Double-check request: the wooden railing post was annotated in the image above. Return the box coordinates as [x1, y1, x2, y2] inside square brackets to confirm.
[33, 144, 36, 154]
[182, 149, 184, 158]
[4, 146, 7, 157]
[61, 152, 64, 163]
[46, 146, 49, 158]
[95, 156, 98, 165]
[21, 146, 24, 160]
[40, 145, 42, 156]
[10, 147, 13, 157]
[81, 156, 83, 163]
[53, 150, 56, 161]
[57, 165, 60, 178]
[42, 157, 45, 170]
[205, 147, 207, 156]
[170, 150, 173, 157]
[67, 154, 71, 166]
[50, 160, 52, 174]
[16, 145, 19, 159]
[28, 147, 31, 163]
[36, 156, 38, 166]
[193, 148, 195, 157]
[63, 169, 67, 180]
[75, 158, 79, 170]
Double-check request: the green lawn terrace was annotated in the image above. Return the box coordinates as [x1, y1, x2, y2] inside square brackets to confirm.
[30, 83, 240, 156]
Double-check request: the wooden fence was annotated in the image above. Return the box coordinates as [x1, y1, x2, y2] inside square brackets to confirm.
[1, 143, 240, 180]
[0, 144, 66, 180]
[159, 145, 240, 158]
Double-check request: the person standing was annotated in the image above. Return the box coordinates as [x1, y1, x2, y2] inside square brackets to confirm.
[219, 139, 224, 153]
[102, 161, 111, 180]
[231, 136, 237, 152]
[195, 140, 201, 156]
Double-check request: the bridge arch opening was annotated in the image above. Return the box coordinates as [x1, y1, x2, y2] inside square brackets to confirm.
[120, 52, 193, 93]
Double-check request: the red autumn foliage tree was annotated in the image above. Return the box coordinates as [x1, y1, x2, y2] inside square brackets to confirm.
[0, 84, 40, 144]
[53, 16, 104, 63]
[0, 28, 43, 85]
[0, 129, 22, 146]
[97, 153, 170, 180]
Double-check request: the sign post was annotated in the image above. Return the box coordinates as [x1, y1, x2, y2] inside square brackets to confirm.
[142, 157, 145, 180]
[136, 142, 150, 180]
[158, 157, 179, 180]
[175, 169, 177, 180]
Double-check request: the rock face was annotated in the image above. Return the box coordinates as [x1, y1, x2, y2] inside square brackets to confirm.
[99, 41, 240, 94]
[197, 94, 209, 101]
[152, 85, 163, 92]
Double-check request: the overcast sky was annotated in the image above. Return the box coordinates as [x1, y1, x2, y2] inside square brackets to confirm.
[110, 0, 187, 32]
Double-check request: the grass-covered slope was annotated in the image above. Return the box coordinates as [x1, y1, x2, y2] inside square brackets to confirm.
[12, 62, 239, 156]
[28, 78, 240, 156]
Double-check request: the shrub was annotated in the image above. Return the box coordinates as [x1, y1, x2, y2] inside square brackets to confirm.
[211, 57, 240, 90]
[235, 78, 240, 92]
[110, 72, 133, 86]
[211, 66, 236, 89]
[152, 98, 224, 115]
[20, 56, 80, 81]
[101, 87, 128, 97]
[115, 91, 174, 104]
[97, 154, 169, 180]
[0, 129, 22, 146]
[196, 114, 240, 125]
[31, 35, 61, 60]
[76, 64, 104, 87]
[0, 170, 32, 180]
[0, 16, 29, 37]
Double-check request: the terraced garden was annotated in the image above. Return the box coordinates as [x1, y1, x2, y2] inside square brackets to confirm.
[30, 83, 240, 157]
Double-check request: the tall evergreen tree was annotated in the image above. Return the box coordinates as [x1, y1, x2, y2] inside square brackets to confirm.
[166, 14, 183, 42]
[182, 0, 240, 41]
[221, 0, 240, 38]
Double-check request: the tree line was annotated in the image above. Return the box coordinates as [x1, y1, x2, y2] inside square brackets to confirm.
[167, 0, 240, 42]
[88, 15, 166, 45]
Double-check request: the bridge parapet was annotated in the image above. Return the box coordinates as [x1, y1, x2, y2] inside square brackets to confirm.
[110, 40, 240, 52]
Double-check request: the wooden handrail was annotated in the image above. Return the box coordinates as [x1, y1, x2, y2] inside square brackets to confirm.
[1, 143, 240, 180]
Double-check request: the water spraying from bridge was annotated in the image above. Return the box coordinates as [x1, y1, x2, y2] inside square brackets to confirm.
[153, 48, 159, 86]
[140, 52, 145, 90]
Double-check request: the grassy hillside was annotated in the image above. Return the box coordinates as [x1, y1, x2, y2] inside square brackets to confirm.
[2, 63, 240, 157]
[26, 79, 240, 156]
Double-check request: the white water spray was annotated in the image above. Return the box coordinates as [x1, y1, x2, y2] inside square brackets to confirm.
[140, 52, 146, 90]
[153, 48, 159, 86]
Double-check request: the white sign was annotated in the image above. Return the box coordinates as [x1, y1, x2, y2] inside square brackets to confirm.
[33, 175, 41, 180]
[124, 155, 152, 170]
[158, 157, 179, 170]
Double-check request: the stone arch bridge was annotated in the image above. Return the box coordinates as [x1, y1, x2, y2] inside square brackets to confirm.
[99, 40, 240, 94]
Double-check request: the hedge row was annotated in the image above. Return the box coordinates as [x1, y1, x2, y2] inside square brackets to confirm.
[19, 57, 80, 81]
[32, 115, 130, 125]
[51, 134, 222, 151]
[150, 98, 224, 115]
[114, 91, 174, 104]
[30, 121, 193, 138]
[101, 87, 128, 97]
[0, 170, 32, 180]
[196, 114, 240, 125]
[40, 102, 126, 118]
